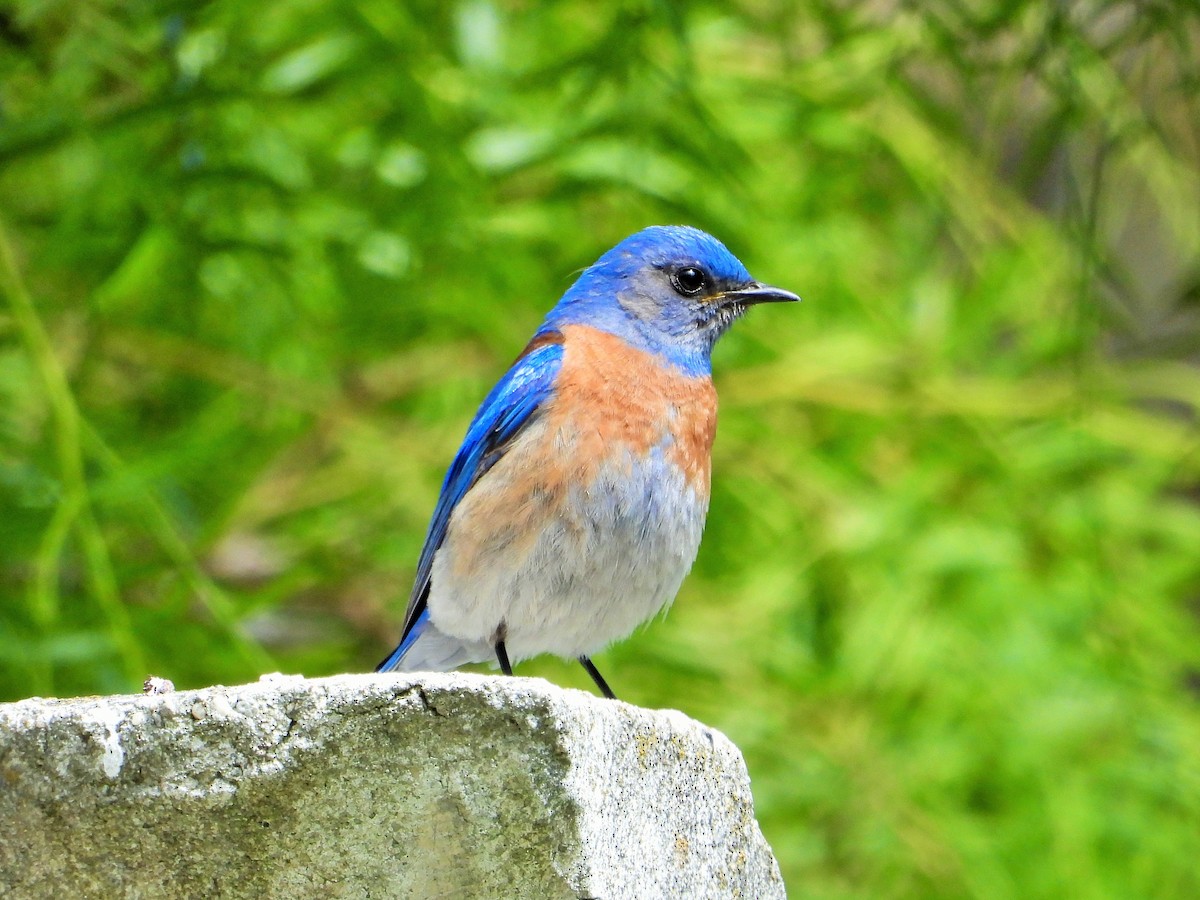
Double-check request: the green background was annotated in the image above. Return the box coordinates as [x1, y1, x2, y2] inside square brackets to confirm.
[3, 1, 1200, 895]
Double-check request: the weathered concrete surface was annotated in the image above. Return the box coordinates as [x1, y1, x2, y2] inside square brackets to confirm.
[0, 672, 784, 899]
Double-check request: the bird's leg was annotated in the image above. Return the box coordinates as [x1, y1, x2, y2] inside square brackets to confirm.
[495, 641, 513, 676]
[493, 622, 513, 676]
[579, 656, 617, 700]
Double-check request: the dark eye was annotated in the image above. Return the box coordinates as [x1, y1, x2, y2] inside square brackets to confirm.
[671, 266, 708, 296]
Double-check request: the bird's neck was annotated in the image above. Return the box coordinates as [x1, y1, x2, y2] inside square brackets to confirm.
[543, 303, 714, 378]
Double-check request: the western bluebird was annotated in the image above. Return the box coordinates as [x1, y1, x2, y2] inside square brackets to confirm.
[378, 226, 798, 698]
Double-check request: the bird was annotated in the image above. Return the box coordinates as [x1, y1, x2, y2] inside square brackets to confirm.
[377, 225, 798, 698]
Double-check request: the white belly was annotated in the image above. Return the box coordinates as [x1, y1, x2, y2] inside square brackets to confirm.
[427, 438, 709, 662]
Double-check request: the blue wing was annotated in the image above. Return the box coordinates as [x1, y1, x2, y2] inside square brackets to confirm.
[377, 331, 565, 671]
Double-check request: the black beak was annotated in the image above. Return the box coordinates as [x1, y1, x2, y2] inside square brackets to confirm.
[724, 282, 801, 305]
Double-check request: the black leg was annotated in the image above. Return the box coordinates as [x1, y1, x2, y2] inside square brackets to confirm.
[579, 656, 616, 700]
[495, 640, 513, 676]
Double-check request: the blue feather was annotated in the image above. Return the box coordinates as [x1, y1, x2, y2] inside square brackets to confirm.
[377, 332, 564, 671]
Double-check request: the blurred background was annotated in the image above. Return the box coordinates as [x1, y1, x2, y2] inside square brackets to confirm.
[3, 0, 1200, 895]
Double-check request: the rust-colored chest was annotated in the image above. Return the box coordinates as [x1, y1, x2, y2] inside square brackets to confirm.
[549, 324, 718, 489]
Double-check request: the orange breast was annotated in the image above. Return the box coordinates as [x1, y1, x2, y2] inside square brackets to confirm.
[548, 324, 718, 491]
[440, 323, 717, 589]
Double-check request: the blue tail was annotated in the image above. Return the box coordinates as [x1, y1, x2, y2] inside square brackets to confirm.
[376, 608, 429, 672]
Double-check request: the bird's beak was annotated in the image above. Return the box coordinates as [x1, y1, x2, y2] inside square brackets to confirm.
[723, 282, 801, 305]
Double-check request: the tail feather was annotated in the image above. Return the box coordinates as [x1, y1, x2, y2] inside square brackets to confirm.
[376, 608, 429, 672]
[377, 609, 493, 672]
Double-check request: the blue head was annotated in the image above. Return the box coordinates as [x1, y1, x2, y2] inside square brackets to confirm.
[544, 226, 799, 375]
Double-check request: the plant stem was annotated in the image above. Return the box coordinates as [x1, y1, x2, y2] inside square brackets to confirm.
[0, 218, 145, 686]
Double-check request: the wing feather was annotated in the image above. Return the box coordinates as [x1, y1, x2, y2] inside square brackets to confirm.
[376, 330, 564, 670]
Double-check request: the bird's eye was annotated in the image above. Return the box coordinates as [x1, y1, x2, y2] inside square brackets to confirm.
[671, 266, 708, 296]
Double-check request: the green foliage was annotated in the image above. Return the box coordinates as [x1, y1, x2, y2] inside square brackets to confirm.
[3, 0, 1200, 895]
